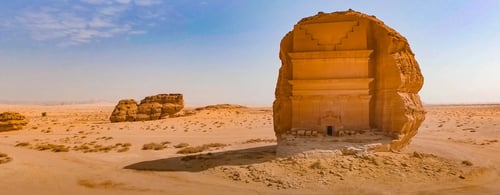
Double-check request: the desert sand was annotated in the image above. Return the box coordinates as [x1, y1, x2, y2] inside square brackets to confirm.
[0, 103, 499, 194]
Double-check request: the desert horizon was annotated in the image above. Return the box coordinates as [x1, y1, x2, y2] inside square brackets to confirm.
[4, 98, 500, 108]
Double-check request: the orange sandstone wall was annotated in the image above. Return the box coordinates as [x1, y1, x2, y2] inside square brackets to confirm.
[273, 10, 425, 150]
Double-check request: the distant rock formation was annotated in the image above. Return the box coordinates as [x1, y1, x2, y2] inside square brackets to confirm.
[273, 10, 425, 155]
[110, 94, 184, 122]
[109, 99, 138, 122]
[194, 104, 247, 111]
[0, 112, 28, 131]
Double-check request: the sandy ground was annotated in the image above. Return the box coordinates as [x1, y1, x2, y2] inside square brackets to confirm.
[0, 104, 499, 194]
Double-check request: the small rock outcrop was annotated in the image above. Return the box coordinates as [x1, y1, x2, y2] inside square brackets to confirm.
[194, 104, 247, 111]
[110, 94, 184, 122]
[0, 112, 28, 131]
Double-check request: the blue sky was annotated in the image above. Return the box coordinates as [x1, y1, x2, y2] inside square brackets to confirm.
[1, 0, 499, 106]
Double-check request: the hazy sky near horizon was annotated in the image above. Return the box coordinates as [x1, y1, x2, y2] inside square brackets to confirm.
[1, 0, 500, 106]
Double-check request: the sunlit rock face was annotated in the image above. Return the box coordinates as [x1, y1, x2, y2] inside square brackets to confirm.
[109, 99, 139, 122]
[273, 10, 425, 156]
[110, 94, 184, 122]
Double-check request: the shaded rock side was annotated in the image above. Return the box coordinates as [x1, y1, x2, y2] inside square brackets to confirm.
[110, 94, 184, 122]
[273, 10, 425, 151]
[0, 112, 28, 131]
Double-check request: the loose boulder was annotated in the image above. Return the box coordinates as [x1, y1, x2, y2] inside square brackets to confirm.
[0, 112, 28, 131]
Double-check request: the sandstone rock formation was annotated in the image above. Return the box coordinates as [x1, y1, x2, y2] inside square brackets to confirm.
[110, 94, 184, 122]
[0, 112, 28, 131]
[109, 99, 139, 122]
[273, 10, 425, 154]
[194, 104, 247, 111]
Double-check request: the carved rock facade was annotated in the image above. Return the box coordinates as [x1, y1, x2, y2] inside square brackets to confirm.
[110, 94, 184, 122]
[0, 112, 28, 131]
[273, 10, 425, 154]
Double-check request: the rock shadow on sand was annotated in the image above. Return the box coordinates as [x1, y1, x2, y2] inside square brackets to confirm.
[124, 145, 277, 172]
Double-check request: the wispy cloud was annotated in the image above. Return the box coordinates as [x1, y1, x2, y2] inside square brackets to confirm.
[81, 0, 113, 5]
[98, 5, 128, 15]
[82, 0, 161, 6]
[129, 30, 146, 34]
[1, 20, 12, 29]
[115, 0, 132, 4]
[15, 0, 165, 47]
[134, 0, 162, 6]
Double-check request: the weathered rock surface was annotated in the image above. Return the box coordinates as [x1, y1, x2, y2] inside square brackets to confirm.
[138, 94, 184, 120]
[109, 99, 139, 122]
[273, 10, 425, 154]
[110, 94, 184, 122]
[0, 112, 28, 131]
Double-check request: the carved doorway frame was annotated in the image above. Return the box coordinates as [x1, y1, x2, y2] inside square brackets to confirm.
[320, 111, 343, 136]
